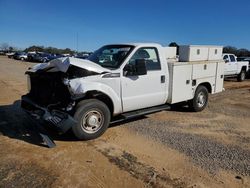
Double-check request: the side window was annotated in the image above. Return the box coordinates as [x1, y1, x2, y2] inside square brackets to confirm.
[229, 55, 236, 62]
[128, 48, 161, 71]
[223, 55, 229, 62]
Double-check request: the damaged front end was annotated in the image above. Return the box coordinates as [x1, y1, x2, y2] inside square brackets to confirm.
[21, 95, 76, 133]
[21, 57, 109, 134]
[21, 70, 77, 134]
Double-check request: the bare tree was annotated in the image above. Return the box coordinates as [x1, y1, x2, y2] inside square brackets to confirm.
[0, 43, 9, 51]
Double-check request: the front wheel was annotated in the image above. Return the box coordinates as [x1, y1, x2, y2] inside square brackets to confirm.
[72, 99, 111, 140]
[237, 70, 246, 82]
[189, 86, 208, 112]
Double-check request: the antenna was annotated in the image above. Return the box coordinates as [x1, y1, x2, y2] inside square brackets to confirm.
[76, 32, 79, 53]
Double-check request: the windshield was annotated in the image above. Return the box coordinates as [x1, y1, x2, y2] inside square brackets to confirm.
[88, 45, 134, 69]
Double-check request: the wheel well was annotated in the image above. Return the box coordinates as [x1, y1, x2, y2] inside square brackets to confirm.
[82, 91, 114, 114]
[241, 66, 247, 72]
[198, 82, 212, 93]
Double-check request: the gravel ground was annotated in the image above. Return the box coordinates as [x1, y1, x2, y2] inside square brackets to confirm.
[127, 118, 250, 176]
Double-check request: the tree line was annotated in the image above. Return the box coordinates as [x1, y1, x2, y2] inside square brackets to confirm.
[222, 46, 250, 57]
[1, 42, 250, 57]
[23, 45, 77, 55]
[0, 43, 90, 55]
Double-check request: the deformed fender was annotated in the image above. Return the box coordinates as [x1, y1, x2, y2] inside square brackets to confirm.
[68, 79, 122, 115]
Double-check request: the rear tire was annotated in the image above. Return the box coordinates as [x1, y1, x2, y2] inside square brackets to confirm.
[72, 99, 110, 140]
[237, 70, 246, 82]
[189, 86, 208, 112]
[21, 57, 24, 61]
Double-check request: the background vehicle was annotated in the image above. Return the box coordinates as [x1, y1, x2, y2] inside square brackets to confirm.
[237, 57, 250, 62]
[33, 53, 52, 63]
[6, 52, 15, 58]
[28, 53, 64, 63]
[74, 52, 93, 59]
[237, 57, 250, 77]
[21, 43, 224, 141]
[13, 52, 28, 61]
[223, 53, 249, 81]
[27, 53, 35, 62]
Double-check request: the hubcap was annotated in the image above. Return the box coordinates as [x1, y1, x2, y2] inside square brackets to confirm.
[81, 110, 104, 134]
[197, 92, 206, 108]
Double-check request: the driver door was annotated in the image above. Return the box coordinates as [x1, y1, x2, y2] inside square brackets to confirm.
[121, 47, 167, 112]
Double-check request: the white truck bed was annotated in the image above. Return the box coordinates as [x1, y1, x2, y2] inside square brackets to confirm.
[167, 60, 224, 104]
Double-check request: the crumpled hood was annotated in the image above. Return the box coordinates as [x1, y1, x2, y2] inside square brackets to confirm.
[31, 57, 110, 73]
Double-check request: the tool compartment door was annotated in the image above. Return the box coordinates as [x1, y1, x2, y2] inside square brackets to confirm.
[192, 62, 217, 79]
[215, 62, 225, 93]
[169, 63, 193, 104]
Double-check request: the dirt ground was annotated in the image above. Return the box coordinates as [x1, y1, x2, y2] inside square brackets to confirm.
[0, 56, 249, 188]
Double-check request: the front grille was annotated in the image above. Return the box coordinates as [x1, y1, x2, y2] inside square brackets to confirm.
[28, 72, 71, 107]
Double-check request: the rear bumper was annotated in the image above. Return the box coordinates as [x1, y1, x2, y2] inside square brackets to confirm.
[21, 95, 76, 133]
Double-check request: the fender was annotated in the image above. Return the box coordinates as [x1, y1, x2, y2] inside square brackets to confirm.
[68, 79, 122, 115]
[195, 81, 213, 94]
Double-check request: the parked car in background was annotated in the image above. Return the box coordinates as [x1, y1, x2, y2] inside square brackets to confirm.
[237, 56, 250, 62]
[74, 52, 93, 59]
[27, 52, 39, 62]
[237, 57, 250, 77]
[32, 53, 51, 63]
[13, 52, 28, 61]
[223, 54, 249, 81]
[244, 58, 250, 64]
[6, 52, 15, 58]
[75, 54, 89, 59]
[34, 53, 65, 63]
[27, 52, 64, 63]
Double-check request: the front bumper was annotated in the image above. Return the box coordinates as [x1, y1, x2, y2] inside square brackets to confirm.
[21, 95, 76, 134]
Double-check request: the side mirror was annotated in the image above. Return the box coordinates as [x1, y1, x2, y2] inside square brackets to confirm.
[124, 59, 147, 76]
[124, 64, 136, 76]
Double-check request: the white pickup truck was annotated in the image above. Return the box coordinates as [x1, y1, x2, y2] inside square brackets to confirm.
[21, 43, 224, 140]
[223, 53, 249, 81]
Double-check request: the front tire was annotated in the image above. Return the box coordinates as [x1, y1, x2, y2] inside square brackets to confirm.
[72, 99, 111, 140]
[237, 70, 246, 82]
[189, 86, 208, 112]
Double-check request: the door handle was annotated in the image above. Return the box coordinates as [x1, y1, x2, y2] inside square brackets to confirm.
[161, 75, 165, 83]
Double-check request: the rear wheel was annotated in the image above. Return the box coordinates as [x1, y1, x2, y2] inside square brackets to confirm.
[189, 86, 208, 112]
[20, 57, 24, 61]
[72, 99, 110, 140]
[237, 70, 246, 82]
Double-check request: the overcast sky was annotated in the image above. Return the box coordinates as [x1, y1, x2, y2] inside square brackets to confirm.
[0, 0, 250, 51]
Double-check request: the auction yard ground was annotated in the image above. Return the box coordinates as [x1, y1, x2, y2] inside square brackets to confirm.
[0, 56, 249, 188]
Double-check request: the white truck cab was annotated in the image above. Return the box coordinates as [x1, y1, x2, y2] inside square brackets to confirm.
[223, 53, 249, 81]
[21, 43, 225, 140]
